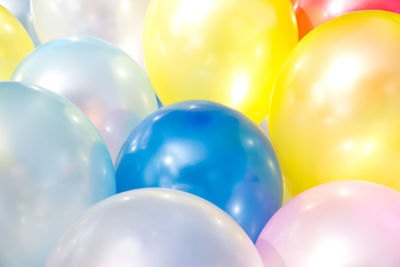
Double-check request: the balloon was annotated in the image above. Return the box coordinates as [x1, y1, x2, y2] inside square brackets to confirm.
[143, 0, 298, 123]
[46, 189, 263, 267]
[0, 6, 33, 80]
[31, 0, 151, 70]
[0, 0, 40, 45]
[0, 82, 115, 267]
[12, 37, 158, 162]
[259, 117, 292, 203]
[116, 100, 283, 242]
[269, 11, 400, 196]
[292, 0, 400, 38]
[256, 181, 400, 267]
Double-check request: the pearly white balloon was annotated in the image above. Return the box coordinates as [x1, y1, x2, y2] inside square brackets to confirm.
[46, 188, 263, 267]
[31, 0, 151, 70]
[12, 36, 158, 162]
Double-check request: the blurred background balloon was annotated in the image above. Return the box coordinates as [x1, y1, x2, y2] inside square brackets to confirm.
[12, 37, 158, 162]
[31, 0, 151, 70]
[46, 189, 263, 267]
[0, 0, 39, 45]
[143, 0, 298, 123]
[269, 11, 400, 196]
[116, 101, 283, 242]
[0, 6, 33, 80]
[256, 181, 400, 267]
[0, 82, 115, 267]
[292, 0, 400, 39]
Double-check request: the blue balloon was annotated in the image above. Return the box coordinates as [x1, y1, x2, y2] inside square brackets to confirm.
[116, 100, 282, 241]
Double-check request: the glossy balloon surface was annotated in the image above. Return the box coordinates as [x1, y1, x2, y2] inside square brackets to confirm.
[256, 181, 400, 267]
[293, 0, 400, 38]
[116, 101, 282, 242]
[0, 0, 39, 44]
[12, 37, 158, 161]
[0, 6, 33, 80]
[269, 11, 400, 196]
[46, 189, 263, 267]
[31, 0, 151, 70]
[0, 82, 115, 267]
[143, 0, 298, 123]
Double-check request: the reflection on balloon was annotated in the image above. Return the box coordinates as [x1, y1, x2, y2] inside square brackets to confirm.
[0, 82, 115, 267]
[256, 181, 400, 267]
[269, 11, 400, 196]
[116, 101, 283, 242]
[0, 0, 40, 45]
[0, 6, 33, 80]
[292, 0, 400, 38]
[12, 37, 158, 161]
[143, 0, 298, 123]
[46, 189, 263, 267]
[31, 0, 151, 70]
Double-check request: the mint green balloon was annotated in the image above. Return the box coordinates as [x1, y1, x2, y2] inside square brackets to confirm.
[0, 82, 115, 267]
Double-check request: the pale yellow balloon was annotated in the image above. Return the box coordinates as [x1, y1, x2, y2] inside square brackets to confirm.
[143, 0, 298, 123]
[269, 11, 400, 196]
[0, 6, 33, 80]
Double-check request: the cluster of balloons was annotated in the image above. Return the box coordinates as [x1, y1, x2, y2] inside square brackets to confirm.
[1, 0, 400, 266]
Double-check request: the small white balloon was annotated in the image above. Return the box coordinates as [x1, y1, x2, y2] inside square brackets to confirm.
[12, 36, 158, 161]
[46, 189, 263, 267]
[31, 0, 151, 70]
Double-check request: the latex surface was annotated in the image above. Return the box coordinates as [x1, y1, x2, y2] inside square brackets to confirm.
[0, 82, 115, 267]
[269, 11, 400, 196]
[257, 181, 400, 267]
[116, 100, 283, 242]
[0, 6, 33, 80]
[143, 0, 298, 123]
[12, 37, 158, 161]
[46, 189, 263, 267]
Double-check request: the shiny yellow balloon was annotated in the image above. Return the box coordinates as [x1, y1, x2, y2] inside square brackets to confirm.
[143, 0, 298, 123]
[269, 11, 400, 196]
[0, 6, 33, 80]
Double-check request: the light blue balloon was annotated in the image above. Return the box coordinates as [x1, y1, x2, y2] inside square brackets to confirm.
[0, 82, 116, 267]
[0, 0, 40, 45]
[12, 36, 158, 162]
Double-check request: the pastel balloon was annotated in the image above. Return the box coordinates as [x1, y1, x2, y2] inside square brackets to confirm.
[269, 11, 400, 196]
[46, 189, 263, 267]
[0, 0, 39, 45]
[0, 6, 33, 80]
[293, 0, 400, 38]
[143, 0, 298, 123]
[256, 181, 400, 267]
[31, 0, 151, 70]
[116, 101, 283, 242]
[12, 37, 158, 161]
[0, 82, 115, 267]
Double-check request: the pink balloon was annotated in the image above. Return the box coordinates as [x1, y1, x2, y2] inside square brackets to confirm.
[256, 181, 400, 267]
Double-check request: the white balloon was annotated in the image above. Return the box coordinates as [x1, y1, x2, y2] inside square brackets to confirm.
[12, 37, 158, 162]
[31, 0, 150, 70]
[46, 189, 263, 267]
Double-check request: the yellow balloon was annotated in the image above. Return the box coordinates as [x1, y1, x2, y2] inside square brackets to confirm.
[269, 11, 400, 196]
[143, 0, 298, 123]
[0, 6, 33, 80]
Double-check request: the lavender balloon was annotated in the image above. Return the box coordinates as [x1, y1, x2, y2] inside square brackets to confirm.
[256, 181, 400, 267]
[46, 189, 263, 267]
